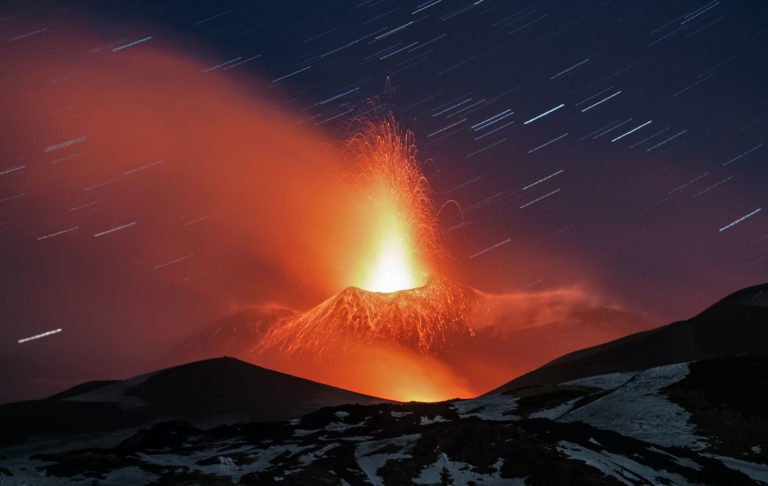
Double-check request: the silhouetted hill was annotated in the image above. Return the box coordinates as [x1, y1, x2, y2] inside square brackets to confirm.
[4, 354, 765, 484]
[0, 357, 388, 447]
[491, 283, 768, 393]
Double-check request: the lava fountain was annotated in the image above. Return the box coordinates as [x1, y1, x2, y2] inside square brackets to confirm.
[346, 113, 442, 293]
[253, 113, 479, 401]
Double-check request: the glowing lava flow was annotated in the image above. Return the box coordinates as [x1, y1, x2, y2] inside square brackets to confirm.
[256, 276, 479, 402]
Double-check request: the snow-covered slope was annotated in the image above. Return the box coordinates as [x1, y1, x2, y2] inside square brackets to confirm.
[2, 355, 766, 485]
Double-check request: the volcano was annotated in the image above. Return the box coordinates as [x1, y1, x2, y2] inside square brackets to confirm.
[157, 276, 477, 371]
[159, 276, 651, 401]
[260, 276, 478, 356]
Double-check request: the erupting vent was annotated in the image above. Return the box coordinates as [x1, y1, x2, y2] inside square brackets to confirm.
[346, 113, 445, 294]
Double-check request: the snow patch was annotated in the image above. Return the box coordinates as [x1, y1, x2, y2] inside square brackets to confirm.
[528, 397, 581, 419]
[648, 446, 703, 471]
[324, 418, 368, 433]
[419, 415, 449, 425]
[298, 443, 339, 465]
[413, 454, 517, 485]
[564, 371, 635, 390]
[711, 454, 768, 484]
[453, 394, 519, 421]
[134, 443, 312, 483]
[355, 434, 420, 486]
[99, 465, 160, 485]
[0, 457, 61, 486]
[390, 411, 412, 418]
[559, 363, 707, 449]
[558, 441, 695, 486]
[674, 456, 703, 471]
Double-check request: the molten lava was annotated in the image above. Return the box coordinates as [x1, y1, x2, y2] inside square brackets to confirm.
[362, 203, 421, 293]
[346, 114, 440, 293]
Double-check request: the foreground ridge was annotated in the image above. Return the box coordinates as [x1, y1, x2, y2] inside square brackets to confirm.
[2, 355, 766, 485]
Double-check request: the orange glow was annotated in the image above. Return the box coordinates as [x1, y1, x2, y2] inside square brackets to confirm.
[346, 115, 440, 293]
[257, 342, 475, 402]
[360, 195, 423, 293]
[255, 276, 479, 401]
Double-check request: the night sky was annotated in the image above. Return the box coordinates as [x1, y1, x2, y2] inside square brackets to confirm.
[1, 0, 767, 381]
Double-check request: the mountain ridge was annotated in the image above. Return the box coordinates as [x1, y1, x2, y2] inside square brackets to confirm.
[489, 282, 768, 394]
[0, 356, 389, 448]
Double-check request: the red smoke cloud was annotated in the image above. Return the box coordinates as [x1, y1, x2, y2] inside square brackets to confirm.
[0, 24, 385, 378]
[1, 26, 367, 296]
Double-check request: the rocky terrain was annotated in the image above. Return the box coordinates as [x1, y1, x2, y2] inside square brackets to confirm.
[2, 355, 767, 484]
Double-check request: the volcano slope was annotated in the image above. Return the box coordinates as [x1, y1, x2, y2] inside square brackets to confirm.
[491, 282, 768, 392]
[159, 276, 652, 399]
[2, 284, 767, 485]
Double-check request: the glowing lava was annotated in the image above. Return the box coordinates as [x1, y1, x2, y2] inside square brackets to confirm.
[361, 190, 424, 293]
[347, 113, 440, 294]
[364, 233, 419, 293]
